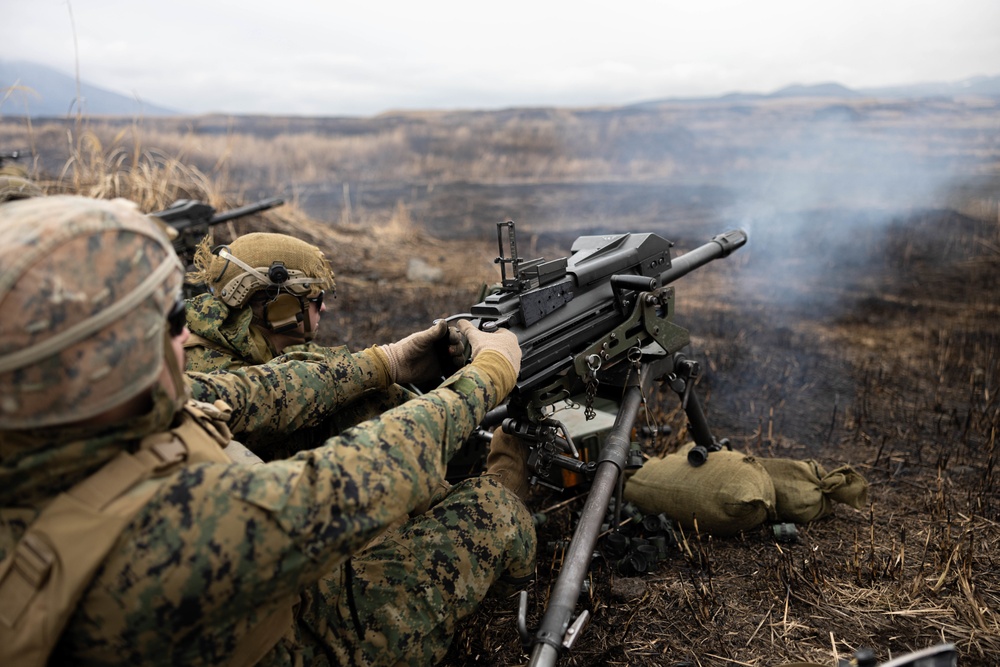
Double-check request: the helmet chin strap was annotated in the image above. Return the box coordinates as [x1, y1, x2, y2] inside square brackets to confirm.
[293, 299, 316, 341]
[267, 308, 316, 343]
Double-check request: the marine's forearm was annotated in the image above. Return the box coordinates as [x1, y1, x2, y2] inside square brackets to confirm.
[268, 361, 504, 557]
[186, 350, 366, 434]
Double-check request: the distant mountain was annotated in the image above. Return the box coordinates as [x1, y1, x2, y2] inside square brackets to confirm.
[864, 75, 1000, 98]
[3, 58, 999, 118]
[0, 59, 177, 117]
[769, 82, 859, 98]
[630, 75, 1000, 108]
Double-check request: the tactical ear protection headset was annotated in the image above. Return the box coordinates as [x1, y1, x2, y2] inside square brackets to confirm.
[213, 247, 318, 336]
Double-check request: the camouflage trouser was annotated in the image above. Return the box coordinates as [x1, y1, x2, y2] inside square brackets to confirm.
[283, 475, 536, 666]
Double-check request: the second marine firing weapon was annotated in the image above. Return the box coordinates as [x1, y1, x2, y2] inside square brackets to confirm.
[456, 221, 747, 666]
[152, 196, 284, 297]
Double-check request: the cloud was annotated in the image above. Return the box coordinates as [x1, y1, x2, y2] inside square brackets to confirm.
[3, 0, 999, 116]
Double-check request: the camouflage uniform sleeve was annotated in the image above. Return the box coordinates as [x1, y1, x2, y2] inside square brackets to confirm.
[186, 345, 392, 436]
[278, 359, 501, 542]
[184, 341, 245, 373]
[286, 343, 393, 397]
[264, 359, 502, 556]
[64, 364, 503, 663]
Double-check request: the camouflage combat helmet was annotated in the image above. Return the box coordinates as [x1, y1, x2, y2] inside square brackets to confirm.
[193, 232, 335, 339]
[0, 195, 184, 429]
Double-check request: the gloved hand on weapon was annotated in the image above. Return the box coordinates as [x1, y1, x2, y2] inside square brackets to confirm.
[451, 320, 530, 499]
[455, 319, 522, 398]
[378, 320, 470, 385]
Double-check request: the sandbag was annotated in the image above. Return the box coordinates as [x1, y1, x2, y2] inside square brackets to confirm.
[757, 457, 869, 524]
[624, 443, 776, 537]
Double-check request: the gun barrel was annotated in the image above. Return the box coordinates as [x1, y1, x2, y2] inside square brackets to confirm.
[208, 196, 284, 225]
[658, 229, 747, 286]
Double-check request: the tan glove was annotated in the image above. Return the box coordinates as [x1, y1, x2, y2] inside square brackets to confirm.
[379, 320, 453, 385]
[456, 319, 522, 396]
[484, 426, 531, 501]
[445, 324, 471, 369]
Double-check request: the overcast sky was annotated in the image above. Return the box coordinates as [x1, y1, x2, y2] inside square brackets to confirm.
[4, 0, 1000, 117]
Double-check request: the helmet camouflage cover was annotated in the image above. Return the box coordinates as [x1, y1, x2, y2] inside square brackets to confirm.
[0, 195, 183, 429]
[193, 232, 335, 308]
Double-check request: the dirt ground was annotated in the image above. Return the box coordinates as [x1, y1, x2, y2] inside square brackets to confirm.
[262, 202, 999, 667]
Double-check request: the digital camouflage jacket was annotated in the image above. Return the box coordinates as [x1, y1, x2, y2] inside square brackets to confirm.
[184, 293, 416, 457]
[0, 352, 533, 665]
[184, 293, 282, 371]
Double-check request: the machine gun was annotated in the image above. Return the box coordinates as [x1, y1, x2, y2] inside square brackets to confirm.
[151, 197, 284, 297]
[456, 221, 747, 666]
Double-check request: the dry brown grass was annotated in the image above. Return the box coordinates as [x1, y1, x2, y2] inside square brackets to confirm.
[6, 96, 998, 198]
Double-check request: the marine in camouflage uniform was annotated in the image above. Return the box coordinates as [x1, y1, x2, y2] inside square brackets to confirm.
[0, 195, 536, 666]
[183, 232, 457, 457]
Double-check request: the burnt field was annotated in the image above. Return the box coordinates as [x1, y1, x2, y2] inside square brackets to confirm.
[283, 200, 1000, 666]
[450, 210, 999, 666]
[5, 93, 998, 665]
